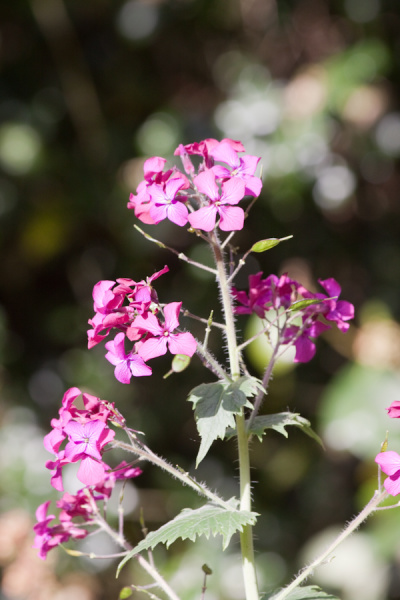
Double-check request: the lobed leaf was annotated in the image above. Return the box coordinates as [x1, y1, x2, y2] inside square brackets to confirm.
[188, 376, 263, 466]
[248, 412, 324, 447]
[117, 502, 258, 575]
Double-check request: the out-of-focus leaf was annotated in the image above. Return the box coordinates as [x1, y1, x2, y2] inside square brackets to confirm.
[264, 585, 340, 599]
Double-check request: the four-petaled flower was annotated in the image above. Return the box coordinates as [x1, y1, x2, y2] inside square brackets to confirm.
[148, 177, 189, 226]
[134, 301, 197, 361]
[105, 332, 152, 383]
[189, 170, 246, 231]
[375, 451, 400, 496]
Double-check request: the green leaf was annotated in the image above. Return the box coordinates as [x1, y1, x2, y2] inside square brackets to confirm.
[119, 587, 133, 599]
[117, 502, 258, 575]
[264, 585, 340, 599]
[248, 412, 324, 447]
[187, 376, 263, 466]
[251, 235, 293, 253]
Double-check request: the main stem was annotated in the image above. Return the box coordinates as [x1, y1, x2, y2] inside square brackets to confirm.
[210, 232, 259, 600]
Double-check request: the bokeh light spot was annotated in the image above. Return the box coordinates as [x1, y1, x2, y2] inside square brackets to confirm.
[313, 164, 356, 210]
[116, 0, 159, 41]
[0, 122, 41, 175]
[375, 112, 400, 157]
[136, 112, 180, 155]
[344, 0, 380, 24]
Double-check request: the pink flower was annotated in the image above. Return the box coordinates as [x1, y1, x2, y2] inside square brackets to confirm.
[134, 301, 197, 361]
[387, 401, 400, 418]
[189, 170, 245, 232]
[33, 500, 88, 559]
[284, 320, 330, 363]
[375, 451, 400, 496]
[44, 388, 119, 490]
[63, 420, 114, 486]
[105, 332, 152, 383]
[148, 177, 189, 226]
[233, 272, 271, 317]
[209, 141, 262, 197]
[318, 278, 354, 332]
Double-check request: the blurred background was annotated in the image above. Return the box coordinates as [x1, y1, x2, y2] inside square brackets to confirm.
[1, 0, 400, 599]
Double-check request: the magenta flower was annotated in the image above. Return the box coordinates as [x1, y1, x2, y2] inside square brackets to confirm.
[128, 185, 157, 224]
[33, 500, 88, 559]
[64, 420, 109, 462]
[134, 301, 197, 361]
[209, 141, 262, 197]
[375, 451, 400, 496]
[387, 401, 400, 418]
[284, 320, 330, 363]
[174, 138, 245, 162]
[148, 177, 189, 226]
[233, 273, 298, 318]
[233, 272, 271, 318]
[64, 420, 114, 486]
[105, 332, 152, 383]
[92, 280, 124, 315]
[189, 170, 246, 232]
[318, 278, 354, 332]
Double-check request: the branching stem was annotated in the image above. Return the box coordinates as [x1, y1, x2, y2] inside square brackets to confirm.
[209, 229, 259, 600]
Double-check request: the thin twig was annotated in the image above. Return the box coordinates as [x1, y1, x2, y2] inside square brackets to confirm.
[134, 224, 218, 275]
[182, 309, 225, 330]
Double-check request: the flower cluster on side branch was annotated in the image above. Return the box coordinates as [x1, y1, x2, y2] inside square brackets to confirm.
[233, 272, 354, 362]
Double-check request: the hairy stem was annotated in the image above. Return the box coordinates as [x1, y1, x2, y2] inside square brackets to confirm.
[210, 230, 259, 600]
[114, 438, 233, 510]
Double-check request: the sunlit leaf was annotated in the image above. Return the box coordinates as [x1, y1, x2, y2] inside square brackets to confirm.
[117, 502, 258, 575]
[187, 377, 263, 466]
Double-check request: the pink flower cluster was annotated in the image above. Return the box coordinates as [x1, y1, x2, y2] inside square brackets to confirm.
[87, 266, 197, 384]
[44, 387, 132, 490]
[233, 273, 354, 363]
[375, 401, 400, 496]
[34, 460, 141, 559]
[35, 387, 142, 558]
[128, 138, 262, 232]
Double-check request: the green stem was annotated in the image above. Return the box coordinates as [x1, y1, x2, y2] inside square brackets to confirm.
[273, 489, 388, 600]
[210, 231, 259, 600]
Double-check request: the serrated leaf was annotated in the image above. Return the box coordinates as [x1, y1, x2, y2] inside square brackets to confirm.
[289, 298, 325, 312]
[248, 412, 324, 447]
[264, 585, 340, 599]
[187, 376, 261, 466]
[251, 236, 293, 253]
[117, 503, 258, 576]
